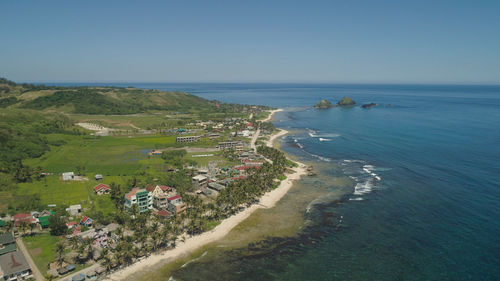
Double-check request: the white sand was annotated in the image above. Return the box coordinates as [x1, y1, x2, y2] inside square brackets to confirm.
[104, 109, 305, 281]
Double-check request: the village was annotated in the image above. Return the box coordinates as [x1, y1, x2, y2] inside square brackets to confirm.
[0, 110, 296, 281]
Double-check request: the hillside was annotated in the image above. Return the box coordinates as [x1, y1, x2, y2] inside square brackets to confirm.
[0, 77, 259, 115]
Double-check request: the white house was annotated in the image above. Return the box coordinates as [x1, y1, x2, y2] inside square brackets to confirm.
[62, 172, 75, 181]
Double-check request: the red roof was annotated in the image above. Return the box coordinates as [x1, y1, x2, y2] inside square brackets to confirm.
[125, 188, 140, 200]
[234, 166, 260, 170]
[158, 185, 172, 192]
[13, 213, 35, 225]
[156, 209, 172, 217]
[66, 221, 77, 228]
[94, 183, 111, 192]
[232, 176, 247, 180]
[81, 216, 91, 223]
[167, 195, 181, 201]
[145, 185, 155, 192]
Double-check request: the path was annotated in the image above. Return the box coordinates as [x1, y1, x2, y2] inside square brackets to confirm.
[16, 237, 44, 281]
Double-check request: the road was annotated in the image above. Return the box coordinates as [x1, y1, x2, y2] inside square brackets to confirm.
[16, 237, 44, 281]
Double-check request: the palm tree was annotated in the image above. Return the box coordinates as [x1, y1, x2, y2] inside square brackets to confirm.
[55, 242, 65, 266]
[102, 256, 112, 272]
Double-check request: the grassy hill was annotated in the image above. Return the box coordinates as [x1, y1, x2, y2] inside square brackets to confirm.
[0, 77, 260, 115]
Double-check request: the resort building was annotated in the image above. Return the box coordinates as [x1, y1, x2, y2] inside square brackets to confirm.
[176, 136, 201, 143]
[167, 195, 186, 215]
[217, 141, 244, 149]
[94, 183, 111, 195]
[0, 251, 32, 280]
[192, 175, 208, 189]
[124, 188, 153, 213]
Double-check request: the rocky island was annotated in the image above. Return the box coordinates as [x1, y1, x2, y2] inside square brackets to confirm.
[361, 103, 377, 109]
[314, 99, 334, 109]
[337, 96, 356, 106]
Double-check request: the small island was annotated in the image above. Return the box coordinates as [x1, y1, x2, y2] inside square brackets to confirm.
[314, 99, 334, 109]
[361, 103, 377, 109]
[337, 96, 356, 106]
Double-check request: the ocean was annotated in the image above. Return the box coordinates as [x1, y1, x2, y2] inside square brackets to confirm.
[52, 83, 500, 280]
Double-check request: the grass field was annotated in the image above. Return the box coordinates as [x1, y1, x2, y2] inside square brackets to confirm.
[23, 233, 62, 271]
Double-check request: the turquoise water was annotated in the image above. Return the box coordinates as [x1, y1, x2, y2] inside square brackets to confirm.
[53, 83, 500, 280]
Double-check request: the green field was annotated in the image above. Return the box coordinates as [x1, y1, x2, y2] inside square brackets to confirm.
[23, 233, 62, 272]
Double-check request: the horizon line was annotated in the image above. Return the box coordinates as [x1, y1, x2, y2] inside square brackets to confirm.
[17, 80, 500, 86]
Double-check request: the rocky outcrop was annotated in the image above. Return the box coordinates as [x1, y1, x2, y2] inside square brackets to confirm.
[337, 97, 356, 106]
[361, 103, 377, 109]
[314, 99, 334, 109]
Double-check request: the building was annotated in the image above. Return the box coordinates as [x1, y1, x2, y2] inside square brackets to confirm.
[0, 251, 32, 280]
[167, 195, 186, 215]
[80, 216, 93, 227]
[192, 175, 208, 189]
[12, 214, 36, 227]
[217, 141, 243, 149]
[66, 205, 82, 216]
[154, 209, 173, 219]
[37, 216, 50, 228]
[176, 136, 201, 143]
[94, 183, 111, 195]
[124, 188, 153, 213]
[95, 174, 103, 180]
[62, 172, 75, 181]
[208, 182, 225, 191]
[0, 233, 16, 256]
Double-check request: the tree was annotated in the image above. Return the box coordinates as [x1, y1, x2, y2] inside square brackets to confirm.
[55, 242, 65, 266]
[49, 211, 67, 236]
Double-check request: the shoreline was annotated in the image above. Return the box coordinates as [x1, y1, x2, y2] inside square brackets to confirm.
[104, 109, 306, 281]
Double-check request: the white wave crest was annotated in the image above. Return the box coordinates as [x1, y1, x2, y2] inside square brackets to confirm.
[319, 138, 332, 142]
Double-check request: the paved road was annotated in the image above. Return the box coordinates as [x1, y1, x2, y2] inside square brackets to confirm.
[16, 237, 44, 281]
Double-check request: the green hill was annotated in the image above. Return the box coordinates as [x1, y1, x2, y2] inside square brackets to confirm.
[0, 77, 258, 115]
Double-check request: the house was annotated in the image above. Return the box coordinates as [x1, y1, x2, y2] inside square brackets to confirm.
[167, 195, 186, 215]
[39, 210, 53, 217]
[149, 185, 175, 210]
[62, 172, 75, 181]
[94, 183, 111, 195]
[30, 211, 39, 218]
[192, 175, 208, 189]
[37, 216, 50, 228]
[66, 205, 82, 216]
[80, 216, 93, 227]
[0, 251, 32, 280]
[124, 188, 153, 213]
[95, 174, 103, 180]
[0, 232, 16, 256]
[12, 214, 36, 227]
[176, 136, 200, 143]
[66, 221, 78, 230]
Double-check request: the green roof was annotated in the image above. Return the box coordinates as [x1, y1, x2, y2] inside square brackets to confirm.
[0, 243, 17, 255]
[0, 232, 14, 245]
[38, 216, 50, 227]
[0, 219, 5, 227]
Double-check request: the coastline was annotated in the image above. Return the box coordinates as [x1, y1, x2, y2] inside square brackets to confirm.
[104, 109, 307, 281]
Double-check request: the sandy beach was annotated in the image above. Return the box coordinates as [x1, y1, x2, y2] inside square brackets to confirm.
[104, 109, 306, 281]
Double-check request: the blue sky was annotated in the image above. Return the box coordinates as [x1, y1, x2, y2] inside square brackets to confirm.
[1, 0, 499, 83]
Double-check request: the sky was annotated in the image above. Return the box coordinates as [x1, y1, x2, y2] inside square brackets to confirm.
[1, 0, 500, 84]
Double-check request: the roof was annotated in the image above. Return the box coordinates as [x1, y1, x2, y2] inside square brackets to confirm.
[145, 184, 155, 192]
[168, 195, 181, 201]
[66, 221, 77, 227]
[0, 243, 17, 256]
[125, 188, 140, 200]
[38, 216, 50, 227]
[94, 183, 111, 192]
[13, 214, 35, 226]
[192, 175, 207, 181]
[81, 216, 92, 224]
[0, 232, 15, 245]
[158, 185, 171, 191]
[0, 219, 4, 226]
[0, 251, 31, 276]
[155, 209, 172, 217]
